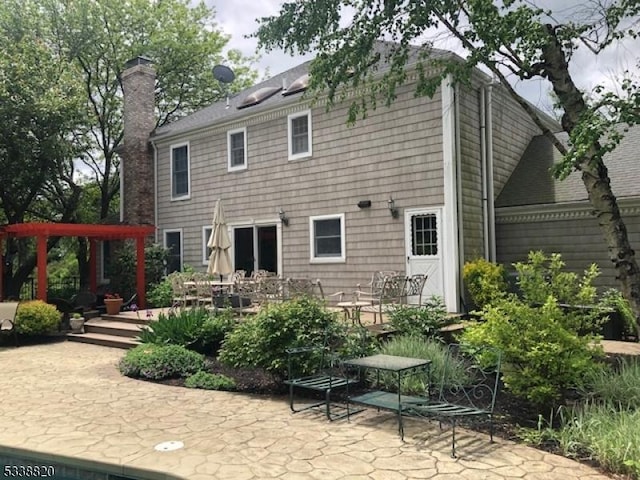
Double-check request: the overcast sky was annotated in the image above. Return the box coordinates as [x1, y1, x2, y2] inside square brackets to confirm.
[208, 0, 640, 115]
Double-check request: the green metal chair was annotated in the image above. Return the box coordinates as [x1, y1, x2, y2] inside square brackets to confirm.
[404, 343, 502, 457]
[284, 332, 361, 421]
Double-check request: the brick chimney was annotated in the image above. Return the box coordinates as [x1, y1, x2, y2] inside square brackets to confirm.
[121, 56, 155, 226]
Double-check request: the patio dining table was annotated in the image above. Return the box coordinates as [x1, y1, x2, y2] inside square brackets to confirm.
[336, 300, 371, 325]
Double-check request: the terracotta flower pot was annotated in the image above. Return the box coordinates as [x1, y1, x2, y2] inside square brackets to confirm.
[104, 298, 123, 315]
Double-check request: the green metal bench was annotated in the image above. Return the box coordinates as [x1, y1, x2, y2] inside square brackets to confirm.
[404, 343, 502, 457]
[284, 341, 361, 421]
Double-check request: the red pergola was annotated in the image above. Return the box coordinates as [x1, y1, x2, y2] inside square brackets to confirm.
[0, 223, 156, 308]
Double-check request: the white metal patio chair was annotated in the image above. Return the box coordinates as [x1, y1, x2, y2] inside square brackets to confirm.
[0, 301, 20, 347]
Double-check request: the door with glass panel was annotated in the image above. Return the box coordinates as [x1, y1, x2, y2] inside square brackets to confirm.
[233, 225, 278, 276]
[404, 208, 444, 303]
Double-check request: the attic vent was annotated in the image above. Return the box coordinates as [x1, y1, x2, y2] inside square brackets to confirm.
[282, 74, 310, 97]
[237, 86, 282, 109]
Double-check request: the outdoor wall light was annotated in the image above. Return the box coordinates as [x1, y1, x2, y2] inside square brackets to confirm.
[357, 200, 372, 209]
[388, 196, 399, 218]
[278, 208, 290, 226]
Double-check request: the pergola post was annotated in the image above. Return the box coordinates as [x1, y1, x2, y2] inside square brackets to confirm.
[37, 235, 48, 301]
[136, 236, 146, 308]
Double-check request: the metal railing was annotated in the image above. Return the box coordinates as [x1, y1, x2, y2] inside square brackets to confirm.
[18, 276, 81, 301]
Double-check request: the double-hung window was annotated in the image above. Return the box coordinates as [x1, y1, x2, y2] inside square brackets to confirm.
[171, 142, 190, 200]
[288, 110, 312, 160]
[309, 214, 345, 263]
[227, 127, 247, 171]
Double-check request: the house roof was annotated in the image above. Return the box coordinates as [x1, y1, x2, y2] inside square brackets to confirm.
[152, 42, 455, 141]
[496, 125, 640, 207]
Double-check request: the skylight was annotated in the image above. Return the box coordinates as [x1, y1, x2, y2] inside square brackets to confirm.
[283, 74, 310, 97]
[237, 86, 282, 109]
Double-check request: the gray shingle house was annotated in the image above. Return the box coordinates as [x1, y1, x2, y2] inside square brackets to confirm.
[496, 126, 640, 288]
[120, 45, 559, 313]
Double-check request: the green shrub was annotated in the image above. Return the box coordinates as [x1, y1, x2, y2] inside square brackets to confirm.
[14, 300, 60, 335]
[198, 310, 236, 355]
[375, 335, 466, 395]
[463, 258, 507, 309]
[147, 279, 174, 308]
[119, 344, 205, 380]
[516, 251, 598, 305]
[184, 370, 236, 390]
[387, 297, 449, 338]
[600, 288, 637, 338]
[461, 296, 604, 406]
[218, 297, 340, 376]
[138, 307, 211, 348]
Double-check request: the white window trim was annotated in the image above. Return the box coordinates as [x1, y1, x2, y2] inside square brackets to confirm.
[202, 226, 212, 265]
[100, 241, 111, 284]
[288, 109, 312, 161]
[164, 228, 184, 272]
[309, 213, 346, 264]
[227, 127, 248, 172]
[170, 141, 191, 201]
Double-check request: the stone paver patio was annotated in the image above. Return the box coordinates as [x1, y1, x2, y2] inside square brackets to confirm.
[0, 341, 613, 479]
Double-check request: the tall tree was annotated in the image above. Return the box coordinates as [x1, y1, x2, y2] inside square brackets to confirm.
[255, 0, 640, 335]
[44, 0, 258, 220]
[0, 0, 259, 297]
[0, 1, 84, 297]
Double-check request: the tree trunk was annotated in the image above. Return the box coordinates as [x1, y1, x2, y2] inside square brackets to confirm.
[542, 25, 640, 338]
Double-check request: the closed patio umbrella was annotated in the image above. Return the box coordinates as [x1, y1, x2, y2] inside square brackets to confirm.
[207, 199, 233, 279]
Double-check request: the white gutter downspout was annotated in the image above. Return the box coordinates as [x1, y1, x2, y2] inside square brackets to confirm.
[441, 75, 460, 313]
[151, 140, 159, 244]
[454, 83, 464, 309]
[486, 85, 496, 262]
[480, 87, 490, 260]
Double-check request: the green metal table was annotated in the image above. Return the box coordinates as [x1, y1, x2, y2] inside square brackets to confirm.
[343, 354, 431, 439]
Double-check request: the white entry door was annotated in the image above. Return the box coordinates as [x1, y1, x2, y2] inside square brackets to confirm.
[405, 208, 444, 303]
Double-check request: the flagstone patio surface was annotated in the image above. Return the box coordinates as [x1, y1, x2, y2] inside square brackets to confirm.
[0, 341, 614, 479]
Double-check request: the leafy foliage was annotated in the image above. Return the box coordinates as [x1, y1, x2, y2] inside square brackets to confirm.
[462, 297, 604, 407]
[147, 278, 174, 308]
[375, 336, 466, 395]
[198, 310, 236, 355]
[516, 251, 598, 306]
[184, 371, 236, 391]
[14, 301, 60, 335]
[108, 242, 171, 300]
[387, 297, 449, 338]
[138, 307, 235, 355]
[218, 297, 343, 376]
[463, 258, 507, 310]
[118, 344, 205, 380]
[600, 288, 637, 338]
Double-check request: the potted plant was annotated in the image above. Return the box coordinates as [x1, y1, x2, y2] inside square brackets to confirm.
[69, 312, 85, 334]
[104, 293, 123, 315]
